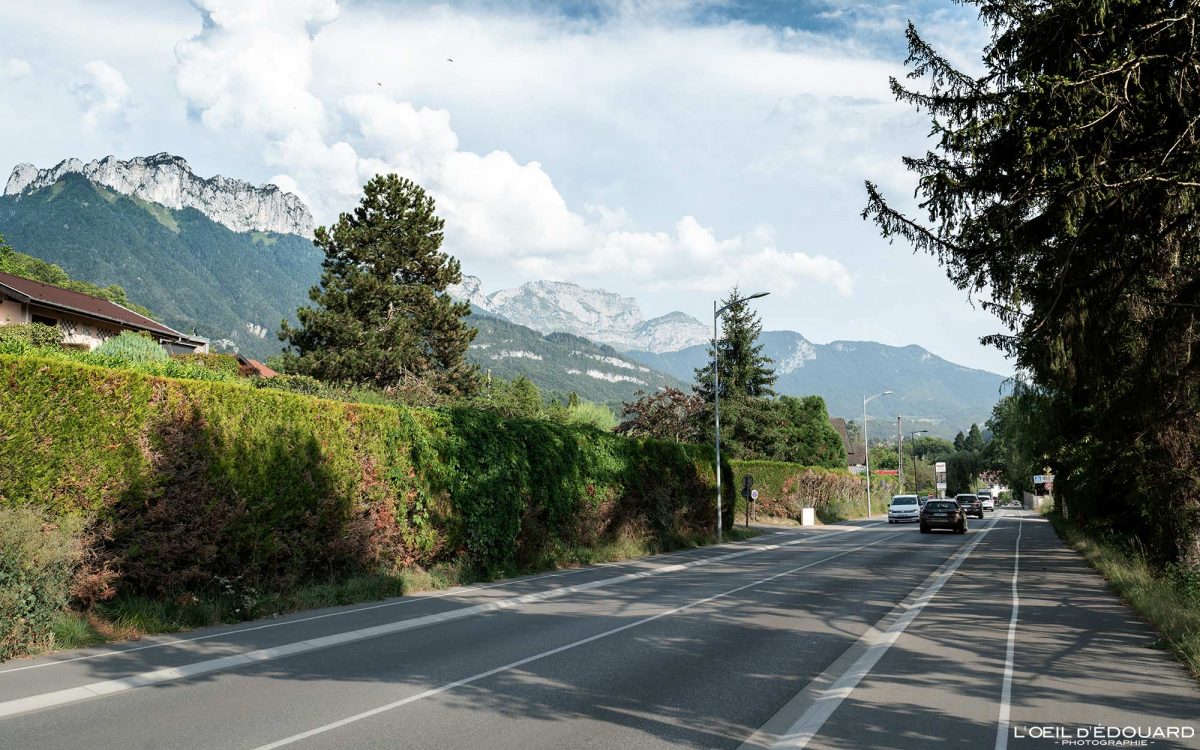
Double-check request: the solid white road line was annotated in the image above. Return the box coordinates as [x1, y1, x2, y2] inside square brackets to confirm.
[249, 532, 905, 750]
[0, 522, 881, 719]
[739, 511, 1007, 750]
[994, 512, 1024, 750]
[0, 524, 829, 675]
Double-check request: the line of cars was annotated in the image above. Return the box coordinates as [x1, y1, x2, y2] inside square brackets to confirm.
[887, 488, 999, 534]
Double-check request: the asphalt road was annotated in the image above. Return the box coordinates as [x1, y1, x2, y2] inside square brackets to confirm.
[1, 509, 1196, 749]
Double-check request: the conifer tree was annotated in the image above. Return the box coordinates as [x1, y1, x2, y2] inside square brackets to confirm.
[281, 174, 478, 396]
[694, 287, 776, 402]
[863, 2, 1200, 562]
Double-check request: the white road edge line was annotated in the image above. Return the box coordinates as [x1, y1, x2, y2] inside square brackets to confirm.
[0, 522, 882, 718]
[739, 510, 1008, 750]
[249, 532, 905, 750]
[994, 512, 1024, 750]
[0, 524, 830, 675]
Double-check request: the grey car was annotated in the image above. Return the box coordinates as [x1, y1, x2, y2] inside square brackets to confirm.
[921, 499, 967, 534]
[955, 493, 984, 519]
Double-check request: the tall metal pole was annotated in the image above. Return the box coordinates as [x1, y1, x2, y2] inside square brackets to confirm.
[713, 300, 722, 544]
[897, 415, 903, 493]
[864, 397, 872, 518]
[862, 390, 892, 518]
[910, 429, 928, 495]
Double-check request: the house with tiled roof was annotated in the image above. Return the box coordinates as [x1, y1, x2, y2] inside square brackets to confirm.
[0, 271, 208, 353]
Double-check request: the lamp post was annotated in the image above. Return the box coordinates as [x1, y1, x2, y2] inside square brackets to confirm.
[909, 429, 928, 493]
[713, 290, 769, 544]
[863, 390, 893, 518]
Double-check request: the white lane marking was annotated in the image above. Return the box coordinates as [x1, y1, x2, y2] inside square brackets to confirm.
[994, 512, 1024, 750]
[0, 525, 828, 675]
[745, 512, 1003, 750]
[250, 532, 905, 750]
[0, 523, 881, 718]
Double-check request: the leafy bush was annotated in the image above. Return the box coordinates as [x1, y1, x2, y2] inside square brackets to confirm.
[0, 322, 63, 348]
[562, 400, 618, 432]
[0, 507, 84, 660]
[94, 331, 168, 363]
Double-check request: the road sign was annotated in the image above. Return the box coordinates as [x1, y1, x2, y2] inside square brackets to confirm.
[935, 462, 947, 473]
[936, 481, 947, 490]
[750, 489, 759, 500]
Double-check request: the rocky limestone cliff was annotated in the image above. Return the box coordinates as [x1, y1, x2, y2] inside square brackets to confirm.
[4, 154, 314, 237]
[449, 277, 711, 353]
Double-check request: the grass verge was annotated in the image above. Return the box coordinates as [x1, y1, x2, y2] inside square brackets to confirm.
[21, 526, 760, 659]
[1046, 510, 1200, 680]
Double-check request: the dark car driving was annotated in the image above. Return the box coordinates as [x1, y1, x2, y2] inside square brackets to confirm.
[955, 493, 984, 519]
[921, 499, 967, 534]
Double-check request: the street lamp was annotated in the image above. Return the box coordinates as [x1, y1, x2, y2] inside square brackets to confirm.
[713, 290, 769, 543]
[863, 390, 892, 518]
[909, 429, 929, 493]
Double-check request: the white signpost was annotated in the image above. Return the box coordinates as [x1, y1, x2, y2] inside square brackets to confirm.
[934, 462, 948, 498]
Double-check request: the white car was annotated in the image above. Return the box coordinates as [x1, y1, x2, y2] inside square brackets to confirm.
[977, 490, 996, 512]
[888, 494, 920, 523]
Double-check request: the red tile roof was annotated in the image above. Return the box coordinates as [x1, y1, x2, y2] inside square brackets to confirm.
[0, 271, 198, 341]
[245, 359, 278, 378]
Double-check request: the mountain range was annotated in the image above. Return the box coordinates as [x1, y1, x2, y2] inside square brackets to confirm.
[626, 332, 1008, 437]
[450, 276, 711, 353]
[0, 153, 1009, 431]
[0, 165, 321, 358]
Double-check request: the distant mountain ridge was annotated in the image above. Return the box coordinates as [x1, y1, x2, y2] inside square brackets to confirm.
[5, 154, 314, 237]
[467, 312, 687, 406]
[449, 277, 711, 353]
[0, 171, 322, 359]
[627, 331, 1008, 438]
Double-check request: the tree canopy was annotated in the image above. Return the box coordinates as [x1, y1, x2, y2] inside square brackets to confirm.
[280, 175, 478, 396]
[864, 2, 1200, 563]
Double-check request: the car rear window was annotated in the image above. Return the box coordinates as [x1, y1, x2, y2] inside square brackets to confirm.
[926, 502, 956, 511]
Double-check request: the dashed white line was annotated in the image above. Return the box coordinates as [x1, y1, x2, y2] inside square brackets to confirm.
[994, 513, 1024, 750]
[249, 532, 904, 750]
[0, 526, 819, 675]
[0, 523, 880, 718]
[739, 512, 1005, 750]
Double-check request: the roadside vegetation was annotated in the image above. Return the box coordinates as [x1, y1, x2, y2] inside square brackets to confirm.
[1046, 510, 1200, 679]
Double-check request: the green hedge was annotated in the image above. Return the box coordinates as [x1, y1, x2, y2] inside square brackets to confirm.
[730, 460, 898, 523]
[0, 354, 718, 602]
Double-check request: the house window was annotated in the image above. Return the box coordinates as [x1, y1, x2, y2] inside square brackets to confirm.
[31, 314, 58, 327]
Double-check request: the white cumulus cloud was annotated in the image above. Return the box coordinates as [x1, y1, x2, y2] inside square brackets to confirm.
[72, 60, 130, 129]
[171, 0, 853, 300]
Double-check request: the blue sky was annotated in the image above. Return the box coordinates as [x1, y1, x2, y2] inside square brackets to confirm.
[0, 0, 1011, 375]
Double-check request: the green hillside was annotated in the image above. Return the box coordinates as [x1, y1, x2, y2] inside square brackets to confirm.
[468, 313, 686, 407]
[0, 239, 152, 318]
[0, 174, 322, 359]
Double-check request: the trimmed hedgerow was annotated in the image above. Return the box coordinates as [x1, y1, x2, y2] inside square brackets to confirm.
[730, 459, 898, 523]
[0, 354, 718, 604]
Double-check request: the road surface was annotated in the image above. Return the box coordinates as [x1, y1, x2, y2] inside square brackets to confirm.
[0, 509, 1196, 749]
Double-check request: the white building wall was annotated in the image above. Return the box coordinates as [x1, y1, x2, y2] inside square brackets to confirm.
[0, 297, 27, 324]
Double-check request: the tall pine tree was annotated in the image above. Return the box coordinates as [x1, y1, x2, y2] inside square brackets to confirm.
[863, 2, 1200, 563]
[694, 287, 776, 402]
[280, 174, 478, 396]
